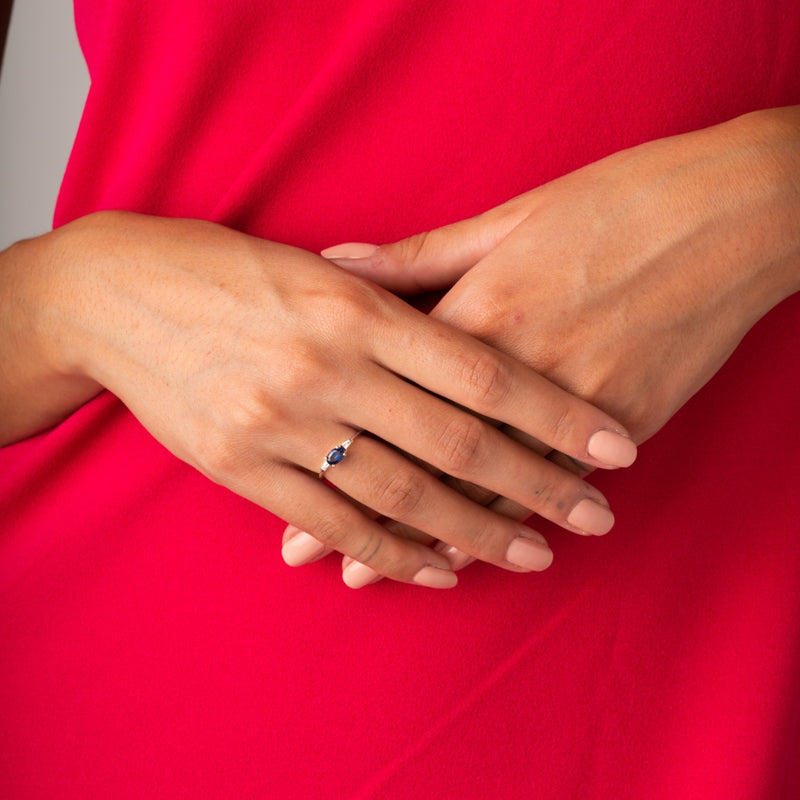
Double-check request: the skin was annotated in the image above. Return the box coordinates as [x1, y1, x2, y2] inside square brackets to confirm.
[292, 106, 800, 583]
[0, 211, 637, 588]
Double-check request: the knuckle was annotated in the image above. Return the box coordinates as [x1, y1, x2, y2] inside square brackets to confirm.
[436, 415, 486, 475]
[226, 385, 282, 433]
[374, 469, 426, 519]
[459, 351, 512, 409]
[465, 308, 500, 341]
[445, 294, 505, 341]
[191, 383, 284, 481]
[309, 509, 353, 552]
[192, 425, 241, 482]
[544, 404, 579, 451]
[276, 341, 330, 395]
[327, 280, 385, 336]
[458, 512, 503, 556]
[390, 230, 431, 268]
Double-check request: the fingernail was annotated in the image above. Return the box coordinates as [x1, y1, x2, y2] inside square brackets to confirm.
[566, 498, 615, 535]
[505, 532, 553, 571]
[434, 542, 475, 571]
[342, 560, 382, 589]
[412, 565, 458, 589]
[321, 242, 379, 262]
[282, 531, 327, 566]
[587, 430, 637, 468]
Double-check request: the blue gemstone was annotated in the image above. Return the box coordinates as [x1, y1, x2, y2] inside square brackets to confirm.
[326, 447, 346, 465]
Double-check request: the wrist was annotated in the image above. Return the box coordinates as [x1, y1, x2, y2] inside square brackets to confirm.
[0, 226, 102, 445]
[723, 106, 800, 305]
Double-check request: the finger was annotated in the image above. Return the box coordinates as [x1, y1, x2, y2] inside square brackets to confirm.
[334, 438, 604, 583]
[338, 512, 442, 588]
[316, 436, 566, 583]
[319, 434, 554, 574]
[280, 429, 590, 580]
[341, 515, 458, 588]
[547, 448, 594, 477]
[439, 427, 593, 513]
[354, 367, 618, 536]
[346, 443, 597, 581]
[335, 474, 538, 584]
[281, 491, 395, 568]
[438, 425, 551, 507]
[240, 464, 459, 589]
[281, 524, 331, 566]
[283, 419, 601, 579]
[433, 540, 477, 571]
[281, 416, 501, 575]
[370, 313, 638, 471]
[445, 495, 531, 571]
[321, 194, 533, 294]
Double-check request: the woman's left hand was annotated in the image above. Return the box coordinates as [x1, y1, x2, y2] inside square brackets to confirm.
[285, 106, 800, 576]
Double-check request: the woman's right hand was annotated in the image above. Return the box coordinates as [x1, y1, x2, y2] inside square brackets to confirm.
[1, 211, 636, 586]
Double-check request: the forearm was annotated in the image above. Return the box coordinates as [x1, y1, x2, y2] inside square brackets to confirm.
[726, 106, 800, 308]
[0, 229, 102, 447]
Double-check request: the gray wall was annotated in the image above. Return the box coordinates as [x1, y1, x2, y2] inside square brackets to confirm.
[0, 1, 89, 250]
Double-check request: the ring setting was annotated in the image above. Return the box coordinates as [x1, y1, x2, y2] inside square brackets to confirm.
[319, 434, 359, 478]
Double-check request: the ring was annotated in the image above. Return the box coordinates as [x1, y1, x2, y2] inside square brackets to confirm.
[318, 433, 360, 478]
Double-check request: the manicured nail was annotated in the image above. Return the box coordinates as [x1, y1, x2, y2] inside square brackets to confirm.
[587, 430, 637, 468]
[281, 531, 327, 566]
[412, 566, 458, 589]
[321, 242, 379, 262]
[342, 560, 382, 589]
[566, 498, 615, 535]
[505, 533, 553, 571]
[434, 542, 475, 571]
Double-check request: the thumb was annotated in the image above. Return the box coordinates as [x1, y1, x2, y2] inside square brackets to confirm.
[322, 194, 531, 294]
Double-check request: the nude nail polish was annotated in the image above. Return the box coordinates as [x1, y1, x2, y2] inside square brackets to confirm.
[412, 566, 459, 589]
[505, 534, 553, 571]
[587, 430, 638, 468]
[321, 242, 379, 261]
[281, 531, 326, 566]
[342, 560, 382, 589]
[566, 498, 615, 535]
[434, 542, 475, 571]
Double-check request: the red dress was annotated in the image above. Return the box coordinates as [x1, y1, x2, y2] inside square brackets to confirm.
[2, 1, 799, 796]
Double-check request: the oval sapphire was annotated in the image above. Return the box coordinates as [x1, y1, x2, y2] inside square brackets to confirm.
[326, 447, 346, 465]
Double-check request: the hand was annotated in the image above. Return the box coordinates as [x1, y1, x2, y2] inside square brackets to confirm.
[325, 108, 800, 442]
[2, 211, 637, 587]
[297, 107, 800, 579]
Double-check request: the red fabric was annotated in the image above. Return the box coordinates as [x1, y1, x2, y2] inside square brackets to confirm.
[2, 1, 800, 796]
